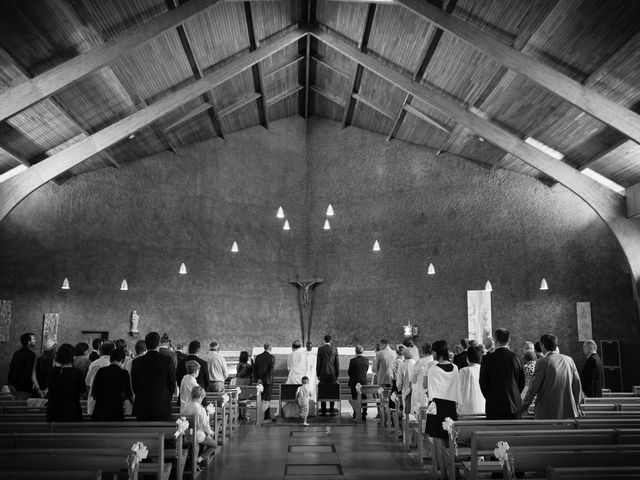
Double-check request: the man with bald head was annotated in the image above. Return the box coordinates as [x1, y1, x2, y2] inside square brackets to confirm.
[580, 340, 603, 398]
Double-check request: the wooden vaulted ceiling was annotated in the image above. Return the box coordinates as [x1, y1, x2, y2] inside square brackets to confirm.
[0, 0, 639, 193]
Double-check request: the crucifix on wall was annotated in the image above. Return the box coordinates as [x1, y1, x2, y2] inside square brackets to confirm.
[289, 277, 323, 344]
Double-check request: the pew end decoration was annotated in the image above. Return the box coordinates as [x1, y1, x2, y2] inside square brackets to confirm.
[442, 417, 459, 456]
[494, 441, 515, 480]
[206, 403, 216, 415]
[129, 441, 149, 475]
[175, 416, 189, 438]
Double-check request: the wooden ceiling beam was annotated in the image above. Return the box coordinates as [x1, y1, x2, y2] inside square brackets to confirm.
[403, 104, 450, 133]
[310, 85, 346, 108]
[218, 92, 262, 118]
[264, 56, 304, 78]
[310, 28, 640, 304]
[341, 3, 377, 128]
[0, 0, 223, 122]
[387, 0, 455, 142]
[312, 56, 350, 78]
[267, 85, 304, 106]
[163, 102, 214, 131]
[352, 93, 395, 119]
[244, 2, 270, 129]
[0, 145, 30, 168]
[396, 0, 640, 145]
[0, 29, 307, 221]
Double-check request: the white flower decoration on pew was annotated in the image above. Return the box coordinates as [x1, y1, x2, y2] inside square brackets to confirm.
[494, 441, 510, 465]
[236, 387, 242, 395]
[377, 387, 384, 396]
[390, 392, 397, 403]
[441, 417, 455, 433]
[355, 383, 362, 393]
[256, 383, 264, 394]
[206, 403, 216, 415]
[175, 416, 189, 438]
[222, 393, 230, 404]
[130, 442, 148, 465]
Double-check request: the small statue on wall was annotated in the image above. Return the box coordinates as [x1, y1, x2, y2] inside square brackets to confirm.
[130, 310, 140, 335]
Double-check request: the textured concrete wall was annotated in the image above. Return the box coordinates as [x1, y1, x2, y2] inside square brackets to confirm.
[0, 116, 638, 388]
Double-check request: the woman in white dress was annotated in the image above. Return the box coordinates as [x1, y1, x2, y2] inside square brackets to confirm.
[458, 346, 485, 415]
[286, 340, 307, 384]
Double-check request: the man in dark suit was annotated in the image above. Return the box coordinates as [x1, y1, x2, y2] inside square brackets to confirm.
[348, 345, 369, 420]
[176, 340, 210, 390]
[580, 339, 603, 397]
[91, 348, 134, 421]
[131, 331, 177, 421]
[453, 338, 469, 370]
[316, 334, 340, 416]
[479, 328, 525, 420]
[253, 343, 276, 420]
[159, 333, 178, 373]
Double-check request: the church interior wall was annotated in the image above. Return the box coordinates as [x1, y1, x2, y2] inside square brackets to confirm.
[0, 116, 637, 387]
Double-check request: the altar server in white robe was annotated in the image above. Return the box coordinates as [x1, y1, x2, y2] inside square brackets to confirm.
[286, 340, 307, 384]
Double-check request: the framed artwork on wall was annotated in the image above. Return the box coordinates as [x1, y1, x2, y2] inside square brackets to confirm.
[0, 300, 12, 342]
[42, 313, 59, 352]
[467, 290, 492, 342]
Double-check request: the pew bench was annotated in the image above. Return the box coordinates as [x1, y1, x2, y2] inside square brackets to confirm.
[0, 449, 138, 480]
[504, 444, 640, 479]
[1, 471, 101, 480]
[546, 465, 640, 479]
[462, 429, 622, 480]
[0, 432, 170, 480]
[354, 385, 382, 424]
[236, 385, 263, 425]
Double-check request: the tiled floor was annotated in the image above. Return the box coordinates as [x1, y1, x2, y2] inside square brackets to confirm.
[203, 419, 428, 480]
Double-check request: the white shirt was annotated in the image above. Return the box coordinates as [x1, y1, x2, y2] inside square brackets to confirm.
[459, 364, 485, 414]
[181, 401, 213, 443]
[397, 358, 416, 398]
[205, 351, 228, 382]
[427, 362, 461, 404]
[180, 374, 199, 409]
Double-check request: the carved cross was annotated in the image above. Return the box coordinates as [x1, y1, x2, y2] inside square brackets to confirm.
[289, 277, 323, 344]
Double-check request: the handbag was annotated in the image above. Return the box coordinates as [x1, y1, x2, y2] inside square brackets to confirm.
[426, 399, 437, 415]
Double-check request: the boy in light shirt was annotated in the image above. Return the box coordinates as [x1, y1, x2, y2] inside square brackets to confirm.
[296, 376, 311, 426]
[180, 361, 200, 410]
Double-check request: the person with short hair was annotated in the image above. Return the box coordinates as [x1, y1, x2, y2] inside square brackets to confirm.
[131, 332, 177, 420]
[479, 328, 525, 420]
[73, 342, 91, 378]
[316, 334, 340, 416]
[411, 342, 435, 413]
[124, 340, 147, 374]
[348, 345, 369, 421]
[296, 376, 312, 425]
[374, 339, 396, 389]
[204, 341, 227, 393]
[85, 341, 115, 414]
[8, 332, 37, 400]
[180, 360, 201, 410]
[89, 338, 102, 362]
[91, 348, 134, 421]
[176, 340, 209, 390]
[580, 340, 604, 398]
[46, 343, 86, 422]
[522, 334, 582, 419]
[453, 338, 469, 370]
[459, 346, 485, 414]
[397, 346, 416, 417]
[253, 343, 276, 420]
[181, 386, 217, 468]
[33, 339, 57, 398]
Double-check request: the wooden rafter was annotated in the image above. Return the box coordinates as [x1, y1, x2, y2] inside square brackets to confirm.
[396, 0, 640, 145]
[302, 0, 316, 119]
[264, 56, 304, 77]
[341, 3, 377, 128]
[387, 0, 455, 142]
[268, 85, 304, 106]
[169, 0, 226, 140]
[0, 29, 307, 221]
[310, 28, 640, 303]
[0, 145, 30, 168]
[218, 93, 262, 118]
[310, 85, 346, 108]
[244, 2, 270, 129]
[0, 0, 223, 122]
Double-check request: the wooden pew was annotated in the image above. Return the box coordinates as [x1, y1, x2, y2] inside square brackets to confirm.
[1, 471, 101, 480]
[577, 417, 640, 429]
[236, 385, 263, 425]
[205, 392, 230, 446]
[278, 383, 300, 420]
[354, 385, 382, 424]
[0, 450, 137, 480]
[442, 419, 577, 480]
[0, 432, 170, 480]
[547, 465, 640, 479]
[503, 444, 640, 478]
[463, 429, 620, 480]
[316, 383, 341, 416]
[0, 421, 192, 480]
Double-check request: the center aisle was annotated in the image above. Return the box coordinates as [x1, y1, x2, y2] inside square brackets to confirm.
[204, 422, 428, 480]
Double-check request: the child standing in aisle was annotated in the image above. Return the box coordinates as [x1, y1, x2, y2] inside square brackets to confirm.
[296, 376, 311, 425]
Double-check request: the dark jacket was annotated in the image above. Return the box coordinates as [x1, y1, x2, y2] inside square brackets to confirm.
[8, 346, 36, 392]
[159, 347, 178, 373]
[176, 354, 210, 390]
[46, 366, 86, 422]
[91, 364, 133, 421]
[580, 353, 604, 398]
[348, 355, 369, 387]
[316, 343, 340, 380]
[131, 350, 176, 420]
[479, 346, 525, 417]
[253, 351, 275, 384]
[453, 350, 469, 370]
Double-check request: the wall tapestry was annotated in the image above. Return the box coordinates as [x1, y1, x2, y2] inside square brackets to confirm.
[0, 300, 12, 342]
[42, 313, 59, 352]
[467, 290, 492, 342]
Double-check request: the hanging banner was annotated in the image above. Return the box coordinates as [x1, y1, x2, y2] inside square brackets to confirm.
[467, 290, 492, 342]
